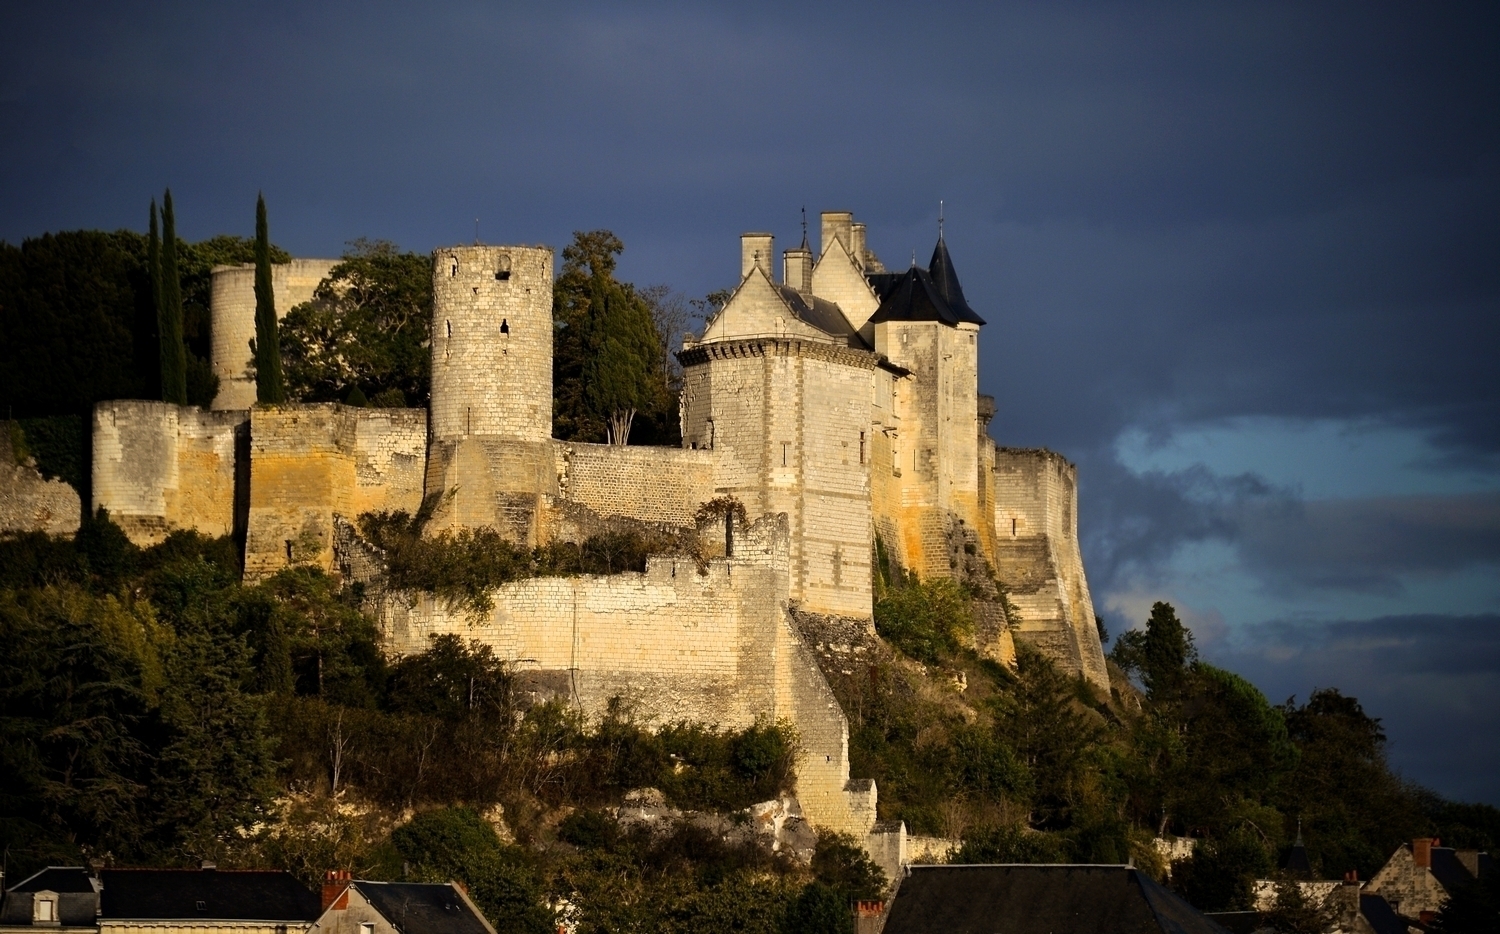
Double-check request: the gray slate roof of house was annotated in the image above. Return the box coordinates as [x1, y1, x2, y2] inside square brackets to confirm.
[1359, 894, 1407, 934]
[356, 882, 492, 934]
[1, 869, 99, 928]
[884, 865, 1230, 934]
[98, 869, 320, 922]
[774, 285, 871, 348]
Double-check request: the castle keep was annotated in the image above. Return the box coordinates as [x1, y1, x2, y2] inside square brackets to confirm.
[67, 210, 1108, 865]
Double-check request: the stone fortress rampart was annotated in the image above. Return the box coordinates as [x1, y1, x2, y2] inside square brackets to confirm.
[0, 208, 1110, 879]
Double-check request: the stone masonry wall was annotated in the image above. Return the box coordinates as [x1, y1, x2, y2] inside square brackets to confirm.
[430, 246, 553, 443]
[92, 401, 247, 546]
[371, 515, 876, 838]
[0, 423, 81, 536]
[555, 442, 715, 528]
[211, 259, 338, 411]
[990, 447, 1108, 690]
[245, 404, 425, 580]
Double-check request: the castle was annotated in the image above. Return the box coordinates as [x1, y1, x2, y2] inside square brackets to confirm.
[72, 210, 1107, 870]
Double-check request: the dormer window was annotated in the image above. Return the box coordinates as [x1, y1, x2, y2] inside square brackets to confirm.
[359, 923, 374, 934]
[35, 897, 56, 922]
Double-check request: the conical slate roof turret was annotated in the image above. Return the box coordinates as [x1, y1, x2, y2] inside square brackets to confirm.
[928, 236, 985, 325]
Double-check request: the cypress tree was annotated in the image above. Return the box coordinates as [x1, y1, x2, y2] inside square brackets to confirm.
[158, 190, 188, 404]
[147, 200, 163, 398]
[252, 193, 285, 404]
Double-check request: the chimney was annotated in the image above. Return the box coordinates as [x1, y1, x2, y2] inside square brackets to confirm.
[1413, 838, 1433, 868]
[784, 246, 813, 294]
[322, 870, 353, 910]
[820, 212, 853, 258]
[1456, 849, 1481, 878]
[741, 233, 774, 281]
[850, 222, 868, 271]
[853, 900, 885, 934]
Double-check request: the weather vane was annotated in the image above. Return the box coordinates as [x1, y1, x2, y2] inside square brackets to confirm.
[939, 200, 944, 238]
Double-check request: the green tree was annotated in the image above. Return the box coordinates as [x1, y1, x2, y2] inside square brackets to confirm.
[873, 577, 973, 664]
[279, 239, 432, 406]
[158, 191, 188, 405]
[783, 882, 853, 934]
[147, 201, 163, 398]
[552, 231, 671, 445]
[252, 194, 286, 404]
[1429, 872, 1500, 934]
[392, 807, 553, 934]
[1171, 825, 1273, 911]
[992, 644, 1102, 827]
[1111, 601, 1197, 699]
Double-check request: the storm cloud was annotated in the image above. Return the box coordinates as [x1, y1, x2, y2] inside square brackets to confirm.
[2, 1, 1496, 800]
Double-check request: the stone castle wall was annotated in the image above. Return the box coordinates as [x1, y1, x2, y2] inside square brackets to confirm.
[245, 404, 426, 580]
[990, 447, 1108, 690]
[371, 514, 876, 838]
[0, 422, 82, 536]
[92, 401, 248, 546]
[211, 259, 338, 411]
[554, 441, 715, 528]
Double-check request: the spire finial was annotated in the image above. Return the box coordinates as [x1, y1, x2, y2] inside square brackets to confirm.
[1295, 818, 1304, 847]
[939, 200, 944, 239]
[801, 206, 807, 244]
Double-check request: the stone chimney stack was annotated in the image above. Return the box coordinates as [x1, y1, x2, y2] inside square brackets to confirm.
[741, 233, 774, 280]
[850, 222, 868, 270]
[820, 211, 853, 258]
[1413, 838, 1434, 868]
[784, 245, 813, 293]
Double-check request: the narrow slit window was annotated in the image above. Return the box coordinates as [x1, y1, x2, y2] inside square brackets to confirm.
[859, 431, 866, 464]
[449, 257, 458, 277]
[500, 318, 509, 335]
[445, 320, 452, 339]
[782, 442, 789, 467]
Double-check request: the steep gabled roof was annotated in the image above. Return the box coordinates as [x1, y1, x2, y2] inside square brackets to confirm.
[99, 869, 320, 922]
[884, 865, 1229, 934]
[356, 882, 495, 934]
[928, 236, 985, 325]
[5, 868, 96, 894]
[867, 266, 966, 326]
[775, 285, 871, 348]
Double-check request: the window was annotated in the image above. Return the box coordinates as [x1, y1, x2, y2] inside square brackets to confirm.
[196, 901, 206, 912]
[859, 432, 865, 464]
[1011, 518, 1017, 537]
[360, 923, 375, 934]
[445, 320, 452, 339]
[782, 442, 789, 467]
[494, 253, 512, 280]
[500, 318, 509, 335]
[35, 898, 55, 922]
[448, 256, 458, 277]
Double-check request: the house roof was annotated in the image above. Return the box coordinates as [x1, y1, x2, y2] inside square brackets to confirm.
[883, 865, 1230, 934]
[866, 262, 985, 328]
[5, 868, 97, 894]
[356, 882, 494, 934]
[98, 869, 320, 922]
[1359, 894, 1407, 934]
[0, 869, 100, 928]
[1282, 843, 1312, 877]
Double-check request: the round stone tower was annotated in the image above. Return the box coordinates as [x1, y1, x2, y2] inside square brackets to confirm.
[430, 245, 554, 442]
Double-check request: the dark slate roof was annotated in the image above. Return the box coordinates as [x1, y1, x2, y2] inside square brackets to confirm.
[1360, 894, 1407, 934]
[1430, 848, 1479, 892]
[866, 264, 985, 328]
[99, 869, 320, 922]
[1282, 843, 1312, 877]
[1, 869, 100, 928]
[927, 237, 985, 325]
[6, 868, 97, 894]
[884, 865, 1231, 934]
[774, 285, 870, 348]
[357, 882, 493, 934]
[1201, 912, 1266, 934]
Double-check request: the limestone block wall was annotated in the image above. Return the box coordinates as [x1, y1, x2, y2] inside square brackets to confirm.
[554, 442, 715, 528]
[990, 447, 1108, 690]
[211, 259, 338, 410]
[430, 245, 553, 443]
[374, 514, 876, 837]
[92, 401, 247, 546]
[680, 339, 876, 618]
[424, 437, 556, 544]
[1, 423, 81, 536]
[245, 404, 426, 580]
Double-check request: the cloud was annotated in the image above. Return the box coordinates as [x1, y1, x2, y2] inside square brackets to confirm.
[1213, 614, 1500, 804]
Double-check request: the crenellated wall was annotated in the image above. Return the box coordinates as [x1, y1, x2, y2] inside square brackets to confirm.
[990, 447, 1109, 690]
[92, 401, 248, 545]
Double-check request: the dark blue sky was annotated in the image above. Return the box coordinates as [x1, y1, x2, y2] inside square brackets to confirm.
[4, 1, 1497, 803]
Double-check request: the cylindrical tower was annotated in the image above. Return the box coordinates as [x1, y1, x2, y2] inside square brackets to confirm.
[430, 244, 554, 442]
[210, 258, 336, 410]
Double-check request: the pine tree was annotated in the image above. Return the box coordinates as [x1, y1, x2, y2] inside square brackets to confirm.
[147, 200, 163, 398]
[252, 194, 285, 404]
[158, 190, 188, 405]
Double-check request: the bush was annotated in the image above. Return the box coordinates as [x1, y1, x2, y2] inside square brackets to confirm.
[874, 578, 973, 664]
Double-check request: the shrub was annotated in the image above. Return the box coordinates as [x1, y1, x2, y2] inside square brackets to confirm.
[874, 578, 973, 664]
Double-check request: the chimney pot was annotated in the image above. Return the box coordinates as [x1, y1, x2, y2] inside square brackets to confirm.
[321, 870, 353, 910]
